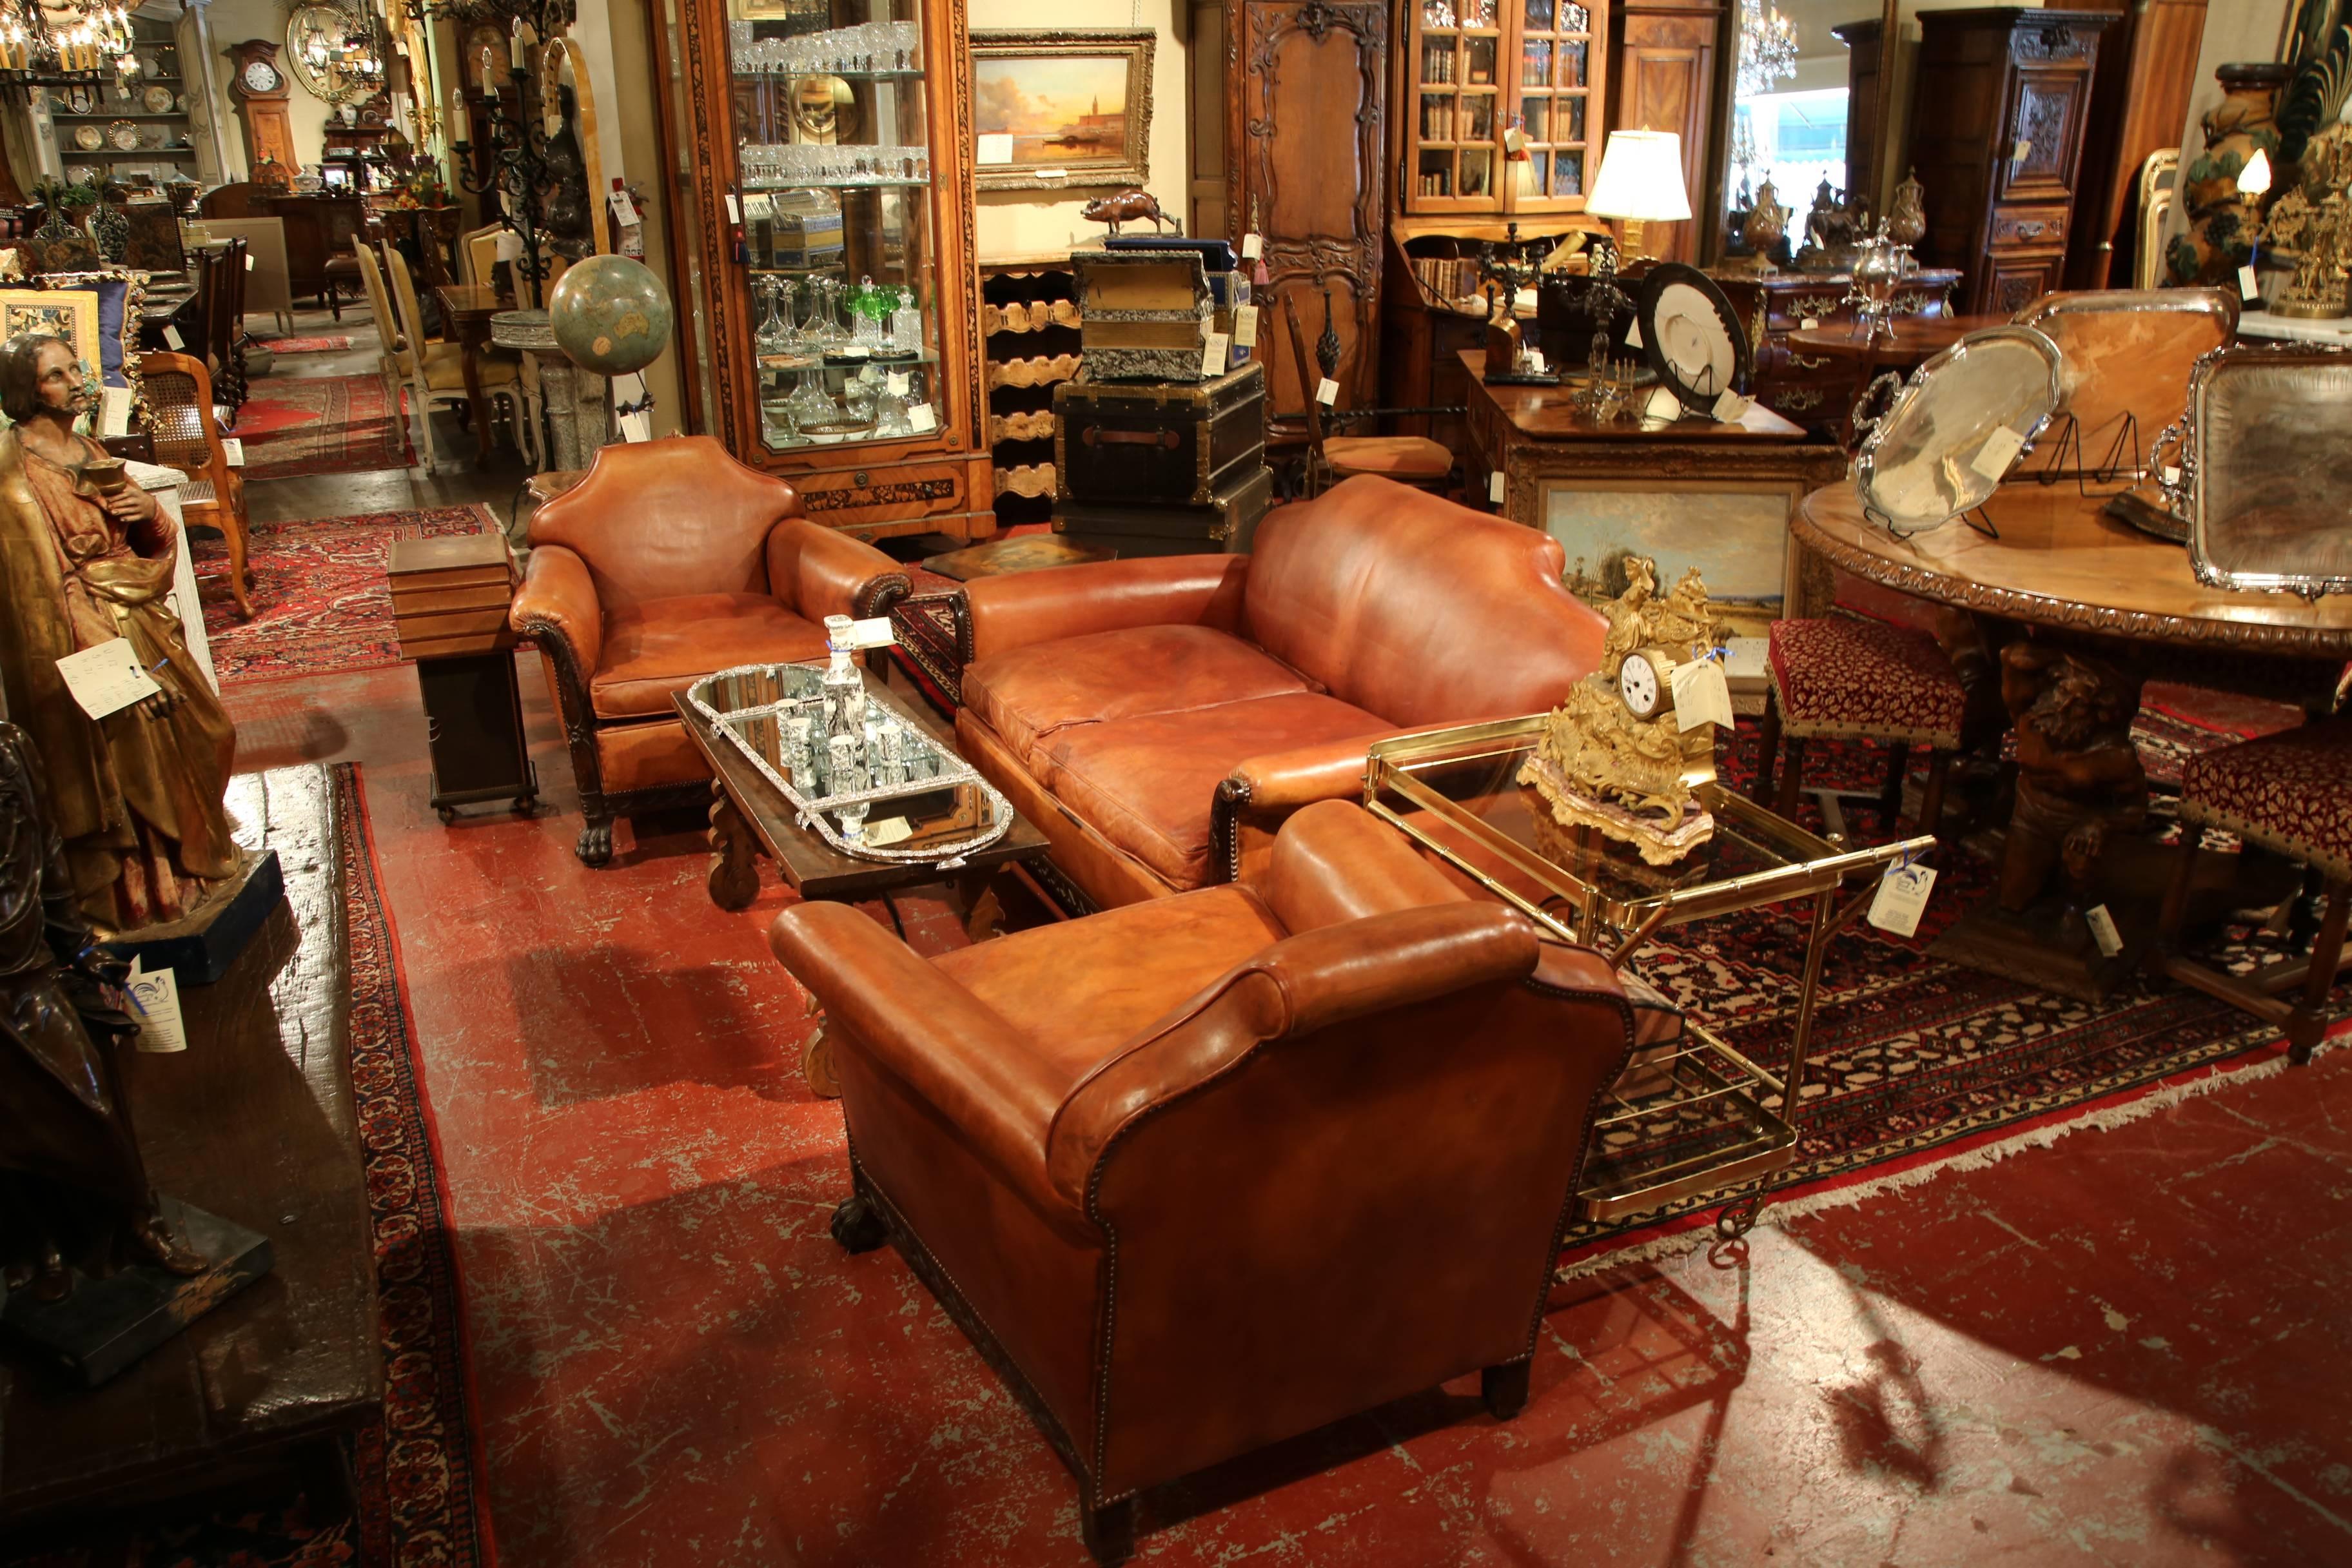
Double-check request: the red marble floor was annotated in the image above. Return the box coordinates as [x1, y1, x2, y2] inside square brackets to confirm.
[223, 656, 2352, 1568]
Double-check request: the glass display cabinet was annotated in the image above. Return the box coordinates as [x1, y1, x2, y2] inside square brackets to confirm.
[1400, 0, 1605, 216]
[657, 0, 991, 545]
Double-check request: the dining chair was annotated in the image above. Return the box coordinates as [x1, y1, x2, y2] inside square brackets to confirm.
[350, 237, 406, 409]
[461, 221, 504, 289]
[380, 240, 537, 473]
[141, 349, 252, 620]
[1279, 293, 1453, 498]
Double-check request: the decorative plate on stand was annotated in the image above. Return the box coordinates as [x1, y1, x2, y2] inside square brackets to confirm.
[107, 120, 141, 151]
[142, 84, 174, 113]
[73, 124, 104, 152]
[1634, 262, 1752, 413]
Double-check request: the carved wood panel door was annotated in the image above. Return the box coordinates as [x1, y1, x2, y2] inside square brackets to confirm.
[1227, 0, 1388, 426]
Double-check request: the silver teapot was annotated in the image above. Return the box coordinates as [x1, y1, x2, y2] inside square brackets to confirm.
[1844, 220, 1914, 342]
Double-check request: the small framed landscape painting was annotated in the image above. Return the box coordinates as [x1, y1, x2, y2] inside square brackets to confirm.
[971, 30, 1153, 193]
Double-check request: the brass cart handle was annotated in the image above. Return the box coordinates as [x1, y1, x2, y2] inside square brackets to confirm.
[1081, 427, 1181, 449]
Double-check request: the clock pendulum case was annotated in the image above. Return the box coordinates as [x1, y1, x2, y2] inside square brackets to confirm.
[227, 40, 297, 173]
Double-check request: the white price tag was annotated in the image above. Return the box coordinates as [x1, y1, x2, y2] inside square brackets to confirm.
[618, 410, 652, 442]
[127, 957, 188, 1054]
[1199, 329, 1230, 378]
[886, 371, 909, 396]
[2162, 465, 2182, 486]
[1525, 347, 1547, 374]
[607, 188, 640, 225]
[1643, 386, 1685, 423]
[1970, 425, 2026, 481]
[244, 251, 255, 271]
[1868, 861, 1938, 938]
[723, 193, 741, 224]
[908, 402, 937, 433]
[1233, 303, 1260, 349]
[1031, 168, 1068, 184]
[2239, 264, 2260, 304]
[99, 384, 131, 438]
[1801, 316, 1820, 331]
[1670, 656, 1735, 733]
[1711, 390, 1753, 424]
[490, 228, 519, 263]
[1314, 377, 1339, 407]
[2086, 903, 2124, 957]
[222, 437, 244, 467]
[863, 816, 914, 847]
[976, 132, 1014, 166]
[162, 324, 183, 350]
[56, 636, 161, 720]
[1488, 470, 1505, 504]
[1623, 320, 1643, 350]
[1504, 126, 1527, 154]
[2012, 138, 2032, 164]
[1241, 231, 1264, 261]
[847, 616, 898, 649]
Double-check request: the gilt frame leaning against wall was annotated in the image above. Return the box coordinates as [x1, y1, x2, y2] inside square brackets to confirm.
[970, 29, 1153, 193]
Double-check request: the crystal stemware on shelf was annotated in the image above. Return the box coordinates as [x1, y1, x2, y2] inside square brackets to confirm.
[755, 277, 796, 353]
[787, 369, 839, 429]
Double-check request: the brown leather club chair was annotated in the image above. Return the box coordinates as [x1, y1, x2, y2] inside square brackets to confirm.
[771, 800, 1634, 1563]
[509, 435, 910, 865]
[953, 474, 1608, 910]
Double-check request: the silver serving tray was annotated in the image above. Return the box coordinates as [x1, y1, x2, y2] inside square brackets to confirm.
[687, 662, 1014, 864]
[1854, 325, 2064, 534]
[2184, 343, 2352, 600]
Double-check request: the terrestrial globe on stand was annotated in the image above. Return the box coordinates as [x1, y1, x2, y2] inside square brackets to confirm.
[495, 253, 675, 492]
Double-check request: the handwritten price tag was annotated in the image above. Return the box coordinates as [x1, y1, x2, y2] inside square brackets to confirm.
[1315, 377, 1339, 407]
[1670, 656, 1734, 732]
[1970, 425, 2026, 481]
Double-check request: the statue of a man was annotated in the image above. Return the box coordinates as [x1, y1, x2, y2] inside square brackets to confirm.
[0, 333, 236, 931]
[0, 700, 206, 1300]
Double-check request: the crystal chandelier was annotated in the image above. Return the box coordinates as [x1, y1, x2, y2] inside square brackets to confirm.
[1736, 0, 1798, 99]
[0, 0, 134, 93]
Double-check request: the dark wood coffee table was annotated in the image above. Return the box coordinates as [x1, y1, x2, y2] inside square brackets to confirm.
[672, 669, 1048, 912]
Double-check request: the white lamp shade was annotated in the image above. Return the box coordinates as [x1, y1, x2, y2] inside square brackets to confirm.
[1586, 130, 1694, 223]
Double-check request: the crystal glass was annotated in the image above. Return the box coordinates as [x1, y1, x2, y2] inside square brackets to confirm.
[755, 277, 795, 353]
[787, 369, 840, 427]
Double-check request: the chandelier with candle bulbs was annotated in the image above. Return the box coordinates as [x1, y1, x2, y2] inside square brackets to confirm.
[0, 0, 135, 96]
[1736, 0, 1798, 99]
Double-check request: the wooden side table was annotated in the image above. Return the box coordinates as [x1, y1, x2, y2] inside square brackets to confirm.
[387, 534, 538, 823]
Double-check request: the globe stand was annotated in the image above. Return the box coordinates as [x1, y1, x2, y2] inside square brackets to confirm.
[490, 307, 610, 475]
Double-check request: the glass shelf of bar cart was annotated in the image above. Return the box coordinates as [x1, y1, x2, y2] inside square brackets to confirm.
[686, 619, 1015, 863]
[729, 9, 943, 453]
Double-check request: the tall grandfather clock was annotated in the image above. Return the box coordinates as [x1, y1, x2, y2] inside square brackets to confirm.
[226, 40, 297, 173]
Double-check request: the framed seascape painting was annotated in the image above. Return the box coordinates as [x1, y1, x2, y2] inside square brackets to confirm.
[971, 30, 1152, 192]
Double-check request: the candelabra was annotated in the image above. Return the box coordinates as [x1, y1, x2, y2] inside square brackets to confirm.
[448, 23, 560, 301]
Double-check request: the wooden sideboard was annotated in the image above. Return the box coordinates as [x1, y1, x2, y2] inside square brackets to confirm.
[1714, 267, 1960, 436]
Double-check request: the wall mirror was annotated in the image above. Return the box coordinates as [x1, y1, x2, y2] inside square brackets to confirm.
[1712, 0, 1899, 266]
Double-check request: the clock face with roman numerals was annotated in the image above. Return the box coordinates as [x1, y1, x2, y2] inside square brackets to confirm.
[1619, 650, 1667, 720]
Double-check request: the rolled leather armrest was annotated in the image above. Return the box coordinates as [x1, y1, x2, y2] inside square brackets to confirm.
[1248, 798, 1470, 933]
[769, 901, 1088, 1233]
[767, 517, 911, 623]
[509, 542, 603, 674]
[1046, 903, 1539, 1200]
[961, 554, 1250, 665]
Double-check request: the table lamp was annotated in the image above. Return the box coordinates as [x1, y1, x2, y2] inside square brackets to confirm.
[1587, 130, 1692, 263]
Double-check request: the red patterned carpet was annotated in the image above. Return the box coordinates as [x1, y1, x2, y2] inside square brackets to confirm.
[255, 334, 356, 355]
[193, 505, 499, 683]
[1, 765, 485, 1568]
[237, 373, 413, 479]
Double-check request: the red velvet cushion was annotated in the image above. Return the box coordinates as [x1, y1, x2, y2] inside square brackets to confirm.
[2179, 717, 2352, 882]
[1767, 617, 1965, 749]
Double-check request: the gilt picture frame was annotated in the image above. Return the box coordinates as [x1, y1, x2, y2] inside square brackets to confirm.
[0, 288, 101, 383]
[971, 30, 1152, 193]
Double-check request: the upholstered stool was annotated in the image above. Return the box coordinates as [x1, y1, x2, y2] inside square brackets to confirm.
[1756, 617, 1965, 839]
[2157, 717, 2352, 1064]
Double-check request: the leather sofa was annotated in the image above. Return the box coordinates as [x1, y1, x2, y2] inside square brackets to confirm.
[952, 475, 1608, 910]
[770, 800, 1634, 1562]
[509, 436, 910, 864]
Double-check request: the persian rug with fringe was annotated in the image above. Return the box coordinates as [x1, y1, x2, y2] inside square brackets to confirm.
[237, 373, 412, 479]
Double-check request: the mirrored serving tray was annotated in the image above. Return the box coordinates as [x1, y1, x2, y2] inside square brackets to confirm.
[1855, 324, 2064, 534]
[687, 662, 1014, 864]
[2185, 343, 2352, 600]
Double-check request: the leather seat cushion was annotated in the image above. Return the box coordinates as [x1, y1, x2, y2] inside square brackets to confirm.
[1325, 435, 1453, 479]
[1039, 691, 1389, 890]
[964, 623, 1315, 769]
[591, 592, 827, 719]
[936, 885, 1284, 1083]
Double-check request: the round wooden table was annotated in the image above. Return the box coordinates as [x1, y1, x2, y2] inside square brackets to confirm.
[1794, 480, 2352, 996]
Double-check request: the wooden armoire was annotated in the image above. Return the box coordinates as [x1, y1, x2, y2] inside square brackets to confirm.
[1906, 6, 2115, 317]
[1224, 0, 1391, 428]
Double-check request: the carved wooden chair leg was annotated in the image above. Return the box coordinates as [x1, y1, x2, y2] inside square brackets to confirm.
[1877, 742, 1910, 832]
[574, 810, 615, 867]
[2288, 877, 2351, 1066]
[1774, 736, 1808, 821]
[1482, 1359, 1531, 1419]
[1752, 695, 1782, 806]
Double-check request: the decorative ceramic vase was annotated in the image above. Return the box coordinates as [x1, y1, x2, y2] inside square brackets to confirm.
[1887, 167, 1926, 248]
[2173, 61, 2293, 287]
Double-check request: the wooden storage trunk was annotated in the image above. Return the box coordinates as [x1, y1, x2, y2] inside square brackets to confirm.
[1052, 463, 1275, 558]
[1054, 362, 1267, 507]
[386, 534, 516, 660]
[1073, 248, 1213, 382]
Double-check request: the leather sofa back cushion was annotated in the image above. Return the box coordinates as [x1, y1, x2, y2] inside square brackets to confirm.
[1244, 475, 1608, 727]
[529, 435, 799, 611]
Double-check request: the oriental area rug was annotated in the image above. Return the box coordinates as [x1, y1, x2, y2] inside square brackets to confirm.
[235, 373, 413, 480]
[193, 504, 501, 684]
[255, 335, 357, 355]
[0, 765, 486, 1568]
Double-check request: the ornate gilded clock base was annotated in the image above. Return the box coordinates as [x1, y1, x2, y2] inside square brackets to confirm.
[1520, 752, 1714, 866]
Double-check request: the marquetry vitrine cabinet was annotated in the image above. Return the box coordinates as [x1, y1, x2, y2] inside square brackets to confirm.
[1398, 0, 1608, 215]
[654, 0, 992, 544]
